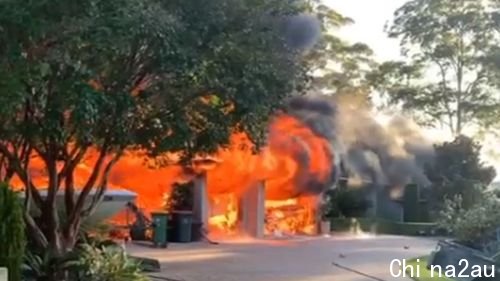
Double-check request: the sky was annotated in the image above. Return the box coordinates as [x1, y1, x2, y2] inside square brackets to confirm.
[325, 0, 406, 62]
[323, 0, 500, 182]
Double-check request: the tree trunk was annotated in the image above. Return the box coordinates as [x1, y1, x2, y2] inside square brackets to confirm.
[63, 231, 78, 251]
[21, 145, 122, 280]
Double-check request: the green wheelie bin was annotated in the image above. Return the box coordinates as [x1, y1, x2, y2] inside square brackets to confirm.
[171, 210, 193, 243]
[151, 211, 169, 248]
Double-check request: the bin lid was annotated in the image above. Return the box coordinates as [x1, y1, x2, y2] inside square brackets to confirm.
[172, 210, 193, 214]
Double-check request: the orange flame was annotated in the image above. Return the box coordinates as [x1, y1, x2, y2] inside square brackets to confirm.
[8, 114, 333, 236]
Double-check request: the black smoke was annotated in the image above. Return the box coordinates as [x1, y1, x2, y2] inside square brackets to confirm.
[283, 14, 321, 51]
[284, 95, 435, 192]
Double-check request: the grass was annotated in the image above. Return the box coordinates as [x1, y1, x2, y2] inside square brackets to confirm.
[404, 256, 453, 281]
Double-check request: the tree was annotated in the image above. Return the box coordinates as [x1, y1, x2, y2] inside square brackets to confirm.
[376, 0, 500, 136]
[425, 135, 496, 210]
[0, 0, 309, 267]
[304, 1, 376, 97]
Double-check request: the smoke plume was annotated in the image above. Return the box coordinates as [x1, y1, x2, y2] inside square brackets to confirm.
[284, 94, 435, 191]
[283, 14, 321, 51]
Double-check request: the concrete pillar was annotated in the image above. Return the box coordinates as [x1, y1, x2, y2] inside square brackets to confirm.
[239, 181, 265, 238]
[314, 196, 323, 235]
[192, 174, 209, 227]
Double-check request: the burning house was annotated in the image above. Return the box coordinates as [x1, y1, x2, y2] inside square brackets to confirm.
[191, 174, 323, 238]
[188, 112, 337, 238]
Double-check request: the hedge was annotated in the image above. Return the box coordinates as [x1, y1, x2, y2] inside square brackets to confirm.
[330, 217, 437, 236]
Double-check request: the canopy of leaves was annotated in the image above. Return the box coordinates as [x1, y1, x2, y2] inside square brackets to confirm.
[0, 0, 312, 185]
[0, 0, 311, 254]
[425, 135, 496, 209]
[0, 0, 309, 166]
[304, 0, 376, 97]
[378, 0, 500, 135]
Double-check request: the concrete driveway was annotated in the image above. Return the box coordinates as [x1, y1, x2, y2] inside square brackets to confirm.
[126, 234, 439, 281]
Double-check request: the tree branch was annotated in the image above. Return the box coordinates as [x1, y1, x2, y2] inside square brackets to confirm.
[61, 145, 88, 216]
[82, 150, 124, 218]
[66, 142, 110, 226]
[23, 177, 48, 249]
[464, 71, 485, 95]
[433, 57, 456, 134]
[58, 145, 88, 187]
[0, 142, 43, 207]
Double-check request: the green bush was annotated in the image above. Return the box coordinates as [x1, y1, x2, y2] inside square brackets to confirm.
[23, 236, 150, 281]
[0, 183, 26, 281]
[22, 250, 82, 281]
[78, 244, 149, 281]
[438, 194, 500, 251]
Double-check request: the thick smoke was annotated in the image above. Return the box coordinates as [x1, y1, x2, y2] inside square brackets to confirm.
[285, 95, 435, 192]
[283, 14, 321, 51]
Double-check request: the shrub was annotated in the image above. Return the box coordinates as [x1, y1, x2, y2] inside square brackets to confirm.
[22, 250, 82, 281]
[338, 188, 371, 217]
[0, 183, 26, 281]
[323, 187, 371, 219]
[438, 194, 500, 252]
[437, 195, 464, 233]
[165, 181, 194, 211]
[78, 244, 149, 281]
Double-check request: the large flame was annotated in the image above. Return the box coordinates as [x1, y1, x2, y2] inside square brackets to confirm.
[9, 114, 334, 236]
[204, 114, 332, 235]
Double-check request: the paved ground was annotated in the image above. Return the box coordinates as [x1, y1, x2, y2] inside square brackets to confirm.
[126, 234, 439, 281]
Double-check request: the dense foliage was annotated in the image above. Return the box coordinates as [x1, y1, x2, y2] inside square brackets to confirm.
[438, 194, 500, 255]
[22, 249, 81, 281]
[425, 135, 496, 210]
[0, 0, 311, 263]
[23, 241, 148, 281]
[0, 183, 25, 281]
[304, 0, 376, 97]
[78, 244, 148, 281]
